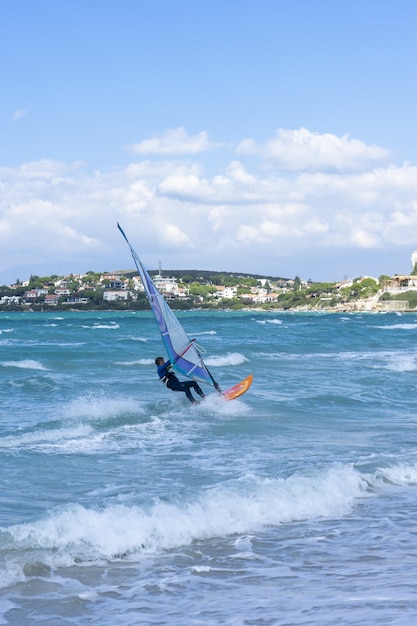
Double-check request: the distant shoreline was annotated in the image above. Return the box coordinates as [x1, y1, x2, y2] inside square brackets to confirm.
[1, 306, 415, 315]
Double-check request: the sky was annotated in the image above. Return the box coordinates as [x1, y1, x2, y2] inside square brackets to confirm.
[1, 0, 416, 285]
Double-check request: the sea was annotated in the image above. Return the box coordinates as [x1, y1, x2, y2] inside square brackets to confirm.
[1, 309, 417, 625]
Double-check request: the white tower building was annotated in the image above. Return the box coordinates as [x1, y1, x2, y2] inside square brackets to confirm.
[411, 251, 417, 273]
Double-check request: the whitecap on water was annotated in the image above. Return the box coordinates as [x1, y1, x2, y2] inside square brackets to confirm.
[81, 323, 120, 330]
[374, 322, 417, 330]
[204, 352, 248, 367]
[1, 464, 367, 576]
[115, 359, 154, 366]
[375, 462, 417, 485]
[0, 423, 94, 451]
[63, 395, 145, 421]
[374, 353, 417, 372]
[0, 359, 47, 370]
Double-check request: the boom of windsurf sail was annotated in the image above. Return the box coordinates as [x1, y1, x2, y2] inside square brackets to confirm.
[117, 223, 253, 400]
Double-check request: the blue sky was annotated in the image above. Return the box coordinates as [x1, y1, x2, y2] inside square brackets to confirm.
[1, 0, 416, 284]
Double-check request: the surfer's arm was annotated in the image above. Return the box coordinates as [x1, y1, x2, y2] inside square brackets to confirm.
[158, 360, 173, 379]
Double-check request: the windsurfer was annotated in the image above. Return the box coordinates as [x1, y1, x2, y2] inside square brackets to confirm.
[155, 357, 206, 404]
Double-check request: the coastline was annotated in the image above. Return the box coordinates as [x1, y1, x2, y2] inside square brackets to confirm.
[2, 304, 416, 314]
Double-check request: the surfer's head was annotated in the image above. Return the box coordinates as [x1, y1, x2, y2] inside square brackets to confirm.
[155, 356, 164, 366]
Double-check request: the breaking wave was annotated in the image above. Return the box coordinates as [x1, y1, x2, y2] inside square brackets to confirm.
[0, 360, 47, 370]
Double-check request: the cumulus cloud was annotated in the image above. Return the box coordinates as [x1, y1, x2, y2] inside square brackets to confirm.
[130, 127, 223, 155]
[0, 128, 416, 283]
[237, 128, 390, 172]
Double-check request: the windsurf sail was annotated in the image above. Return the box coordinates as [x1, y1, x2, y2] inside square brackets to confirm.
[117, 223, 221, 392]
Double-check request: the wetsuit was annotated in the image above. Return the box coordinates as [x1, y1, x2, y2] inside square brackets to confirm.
[157, 360, 206, 403]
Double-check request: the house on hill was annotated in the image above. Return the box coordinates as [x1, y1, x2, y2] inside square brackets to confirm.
[44, 294, 60, 306]
[383, 276, 417, 293]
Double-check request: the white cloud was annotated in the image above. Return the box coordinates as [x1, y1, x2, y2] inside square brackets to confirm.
[351, 229, 380, 248]
[13, 109, 28, 121]
[158, 173, 213, 200]
[0, 128, 416, 283]
[130, 127, 223, 155]
[159, 223, 193, 247]
[237, 128, 390, 172]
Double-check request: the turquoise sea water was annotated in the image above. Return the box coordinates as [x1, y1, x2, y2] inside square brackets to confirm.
[1, 310, 417, 625]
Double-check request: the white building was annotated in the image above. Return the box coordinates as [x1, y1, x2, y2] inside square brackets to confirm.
[153, 275, 179, 297]
[213, 286, 238, 299]
[103, 290, 129, 302]
[0, 295, 20, 305]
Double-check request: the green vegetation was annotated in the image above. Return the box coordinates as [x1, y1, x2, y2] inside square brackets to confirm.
[339, 277, 379, 301]
[380, 290, 417, 309]
[188, 282, 217, 298]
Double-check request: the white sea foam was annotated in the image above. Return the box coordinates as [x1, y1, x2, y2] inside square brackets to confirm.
[0, 424, 93, 451]
[376, 463, 417, 485]
[63, 395, 144, 421]
[1, 464, 366, 580]
[81, 323, 120, 330]
[192, 565, 212, 572]
[196, 392, 251, 416]
[0, 395, 147, 453]
[383, 354, 417, 372]
[256, 319, 283, 325]
[204, 352, 248, 367]
[94, 323, 120, 329]
[115, 359, 154, 366]
[268, 319, 283, 325]
[374, 323, 417, 330]
[0, 328, 14, 334]
[0, 359, 46, 370]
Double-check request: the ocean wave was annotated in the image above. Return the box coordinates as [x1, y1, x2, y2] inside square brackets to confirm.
[382, 354, 417, 372]
[0, 328, 14, 334]
[0, 424, 94, 451]
[63, 396, 145, 421]
[204, 352, 248, 367]
[0, 360, 46, 370]
[0, 464, 367, 587]
[0, 396, 147, 453]
[81, 324, 120, 330]
[374, 323, 417, 330]
[115, 359, 154, 366]
[255, 318, 283, 325]
[375, 462, 417, 485]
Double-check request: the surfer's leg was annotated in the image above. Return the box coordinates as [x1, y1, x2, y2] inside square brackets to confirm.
[180, 381, 197, 403]
[192, 382, 206, 398]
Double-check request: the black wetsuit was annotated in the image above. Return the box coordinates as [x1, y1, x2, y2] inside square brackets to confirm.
[157, 360, 205, 403]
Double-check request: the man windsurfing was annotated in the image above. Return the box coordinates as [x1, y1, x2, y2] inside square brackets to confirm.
[155, 356, 206, 404]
